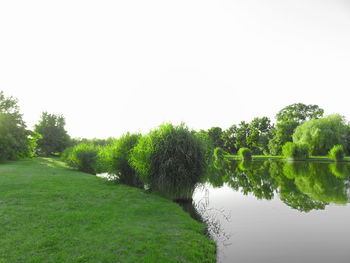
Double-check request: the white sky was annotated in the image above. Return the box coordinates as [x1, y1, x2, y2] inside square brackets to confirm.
[1, 0, 350, 138]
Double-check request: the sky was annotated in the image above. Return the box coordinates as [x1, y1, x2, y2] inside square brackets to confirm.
[1, 0, 350, 138]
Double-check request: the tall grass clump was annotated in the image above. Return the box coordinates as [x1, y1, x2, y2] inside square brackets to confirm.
[130, 123, 206, 200]
[238, 147, 252, 161]
[63, 143, 100, 174]
[328, 145, 345, 162]
[282, 142, 309, 160]
[102, 133, 142, 187]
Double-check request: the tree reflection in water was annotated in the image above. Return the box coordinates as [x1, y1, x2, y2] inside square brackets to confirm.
[203, 159, 350, 212]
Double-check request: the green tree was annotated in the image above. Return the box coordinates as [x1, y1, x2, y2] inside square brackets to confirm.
[276, 103, 324, 123]
[293, 114, 350, 155]
[207, 127, 224, 148]
[34, 112, 70, 156]
[0, 91, 33, 160]
[268, 103, 324, 155]
[247, 117, 273, 154]
[235, 121, 250, 150]
[268, 121, 298, 155]
[221, 125, 238, 154]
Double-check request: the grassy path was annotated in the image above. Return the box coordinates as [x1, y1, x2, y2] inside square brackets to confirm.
[0, 158, 215, 263]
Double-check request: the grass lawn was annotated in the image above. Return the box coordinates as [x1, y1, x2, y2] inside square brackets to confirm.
[0, 158, 215, 263]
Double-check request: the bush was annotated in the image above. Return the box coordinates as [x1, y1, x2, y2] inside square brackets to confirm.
[102, 133, 142, 187]
[61, 147, 74, 166]
[238, 147, 252, 161]
[63, 143, 100, 174]
[282, 142, 309, 160]
[130, 123, 206, 200]
[328, 145, 345, 162]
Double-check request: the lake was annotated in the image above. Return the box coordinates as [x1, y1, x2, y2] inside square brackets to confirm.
[192, 160, 350, 263]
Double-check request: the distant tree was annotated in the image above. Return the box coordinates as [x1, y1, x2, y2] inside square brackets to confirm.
[268, 103, 324, 155]
[235, 121, 250, 151]
[221, 125, 238, 154]
[247, 117, 273, 154]
[34, 112, 70, 156]
[276, 103, 324, 124]
[207, 127, 224, 148]
[0, 91, 33, 160]
[268, 121, 299, 155]
[293, 114, 350, 155]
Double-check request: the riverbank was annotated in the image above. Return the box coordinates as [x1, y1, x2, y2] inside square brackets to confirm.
[0, 158, 215, 263]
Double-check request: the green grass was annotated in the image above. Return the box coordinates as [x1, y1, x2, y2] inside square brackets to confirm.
[0, 158, 215, 263]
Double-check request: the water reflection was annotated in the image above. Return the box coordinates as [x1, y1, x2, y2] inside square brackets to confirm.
[194, 160, 350, 263]
[204, 160, 350, 212]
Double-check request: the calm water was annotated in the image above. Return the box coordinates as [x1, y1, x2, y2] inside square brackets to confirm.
[192, 160, 350, 263]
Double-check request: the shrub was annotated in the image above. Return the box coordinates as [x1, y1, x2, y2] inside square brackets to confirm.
[282, 142, 309, 160]
[61, 147, 74, 166]
[328, 145, 345, 162]
[238, 147, 252, 161]
[102, 133, 142, 187]
[130, 123, 206, 200]
[63, 143, 100, 174]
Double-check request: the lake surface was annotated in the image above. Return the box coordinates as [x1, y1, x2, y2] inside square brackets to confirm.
[192, 160, 350, 263]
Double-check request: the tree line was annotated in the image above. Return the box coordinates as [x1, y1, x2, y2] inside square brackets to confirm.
[201, 103, 350, 156]
[1, 90, 350, 162]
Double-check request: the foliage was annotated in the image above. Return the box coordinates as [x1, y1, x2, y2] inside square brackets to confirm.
[268, 103, 324, 155]
[222, 118, 273, 155]
[246, 117, 273, 154]
[238, 147, 252, 161]
[292, 114, 350, 155]
[34, 112, 70, 156]
[268, 120, 298, 155]
[221, 125, 238, 154]
[328, 145, 345, 162]
[276, 103, 324, 123]
[207, 127, 224, 148]
[234, 121, 249, 151]
[0, 91, 33, 160]
[130, 123, 206, 200]
[64, 143, 100, 174]
[102, 133, 142, 187]
[282, 142, 309, 160]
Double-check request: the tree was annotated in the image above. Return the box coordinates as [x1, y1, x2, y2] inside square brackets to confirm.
[0, 91, 33, 160]
[235, 121, 250, 150]
[207, 127, 224, 148]
[276, 103, 324, 124]
[293, 114, 350, 155]
[268, 121, 299, 155]
[268, 103, 324, 155]
[222, 125, 238, 154]
[247, 117, 273, 154]
[34, 112, 70, 156]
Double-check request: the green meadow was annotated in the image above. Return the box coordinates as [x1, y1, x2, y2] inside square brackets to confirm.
[0, 158, 215, 263]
